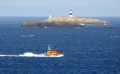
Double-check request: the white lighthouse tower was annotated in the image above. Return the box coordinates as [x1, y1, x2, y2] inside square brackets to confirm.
[69, 10, 73, 17]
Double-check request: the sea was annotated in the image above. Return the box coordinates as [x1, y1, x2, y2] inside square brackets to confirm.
[0, 17, 120, 74]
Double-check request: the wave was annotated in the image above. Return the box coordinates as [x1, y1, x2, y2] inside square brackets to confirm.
[17, 35, 35, 37]
[110, 36, 120, 38]
[0, 52, 63, 57]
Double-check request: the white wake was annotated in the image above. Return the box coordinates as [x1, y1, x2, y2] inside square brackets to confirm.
[0, 52, 63, 57]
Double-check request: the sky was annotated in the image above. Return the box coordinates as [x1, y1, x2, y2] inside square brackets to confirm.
[0, 0, 120, 17]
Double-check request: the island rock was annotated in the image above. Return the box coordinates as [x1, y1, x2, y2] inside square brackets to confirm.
[22, 10, 111, 28]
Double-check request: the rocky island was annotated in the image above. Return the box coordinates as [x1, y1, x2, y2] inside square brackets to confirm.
[22, 10, 111, 28]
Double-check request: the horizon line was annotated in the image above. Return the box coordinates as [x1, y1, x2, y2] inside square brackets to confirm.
[0, 16, 120, 17]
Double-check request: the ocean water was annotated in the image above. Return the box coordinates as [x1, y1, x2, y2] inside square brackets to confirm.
[0, 17, 120, 74]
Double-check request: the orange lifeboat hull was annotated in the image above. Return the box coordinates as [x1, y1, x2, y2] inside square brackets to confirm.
[46, 51, 63, 56]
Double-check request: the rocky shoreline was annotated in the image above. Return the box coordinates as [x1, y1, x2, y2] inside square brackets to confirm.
[22, 16, 111, 28]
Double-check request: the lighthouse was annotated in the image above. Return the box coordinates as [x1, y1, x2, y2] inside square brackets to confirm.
[69, 10, 73, 17]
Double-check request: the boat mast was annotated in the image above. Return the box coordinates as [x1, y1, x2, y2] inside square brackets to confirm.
[48, 45, 51, 50]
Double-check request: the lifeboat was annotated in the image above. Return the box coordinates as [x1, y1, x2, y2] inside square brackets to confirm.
[45, 45, 64, 57]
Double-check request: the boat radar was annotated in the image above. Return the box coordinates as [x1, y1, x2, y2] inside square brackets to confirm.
[69, 10, 73, 17]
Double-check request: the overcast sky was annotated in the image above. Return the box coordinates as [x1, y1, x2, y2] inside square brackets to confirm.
[0, 0, 120, 17]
